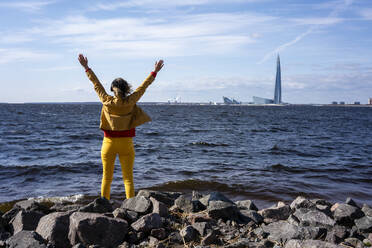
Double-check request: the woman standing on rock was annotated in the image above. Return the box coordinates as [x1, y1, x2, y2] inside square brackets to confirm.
[78, 54, 164, 200]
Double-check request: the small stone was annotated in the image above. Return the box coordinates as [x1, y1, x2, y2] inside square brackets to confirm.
[180, 225, 199, 242]
[117, 241, 130, 248]
[72, 244, 85, 248]
[239, 210, 263, 224]
[201, 230, 219, 245]
[311, 198, 332, 207]
[113, 208, 138, 223]
[150, 197, 168, 217]
[131, 213, 162, 233]
[168, 231, 183, 244]
[325, 225, 349, 244]
[121, 196, 152, 214]
[235, 200, 258, 211]
[258, 204, 291, 221]
[187, 212, 213, 224]
[316, 204, 332, 216]
[192, 191, 203, 201]
[148, 236, 159, 246]
[137, 190, 181, 207]
[346, 197, 359, 208]
[199, 192, 233, 207]
[290, 196, 316, 210]
[192, 222, 211, 236]
[363, 238, 372, 247]
[173, 195, 194, 213]
[285, 239, 342, 248]
[343, 237, 364, 248]
[151, 228, 167, 240]
[362, 204, 372, 217]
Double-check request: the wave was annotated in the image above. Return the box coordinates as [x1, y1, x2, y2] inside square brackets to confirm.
[0, 162, 100, 176]
[266, 163, 351, 174]
[269, 145, 321, 158]
[145, 179, 235, 192]
[190, 141, 229, 147]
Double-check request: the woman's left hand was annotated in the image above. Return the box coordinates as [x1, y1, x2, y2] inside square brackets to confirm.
[78, 54, 89, 70]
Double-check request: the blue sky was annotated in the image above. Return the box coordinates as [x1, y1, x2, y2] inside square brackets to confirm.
[0, 0, 371, 104]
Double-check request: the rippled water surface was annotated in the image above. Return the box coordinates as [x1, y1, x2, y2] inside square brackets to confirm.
[0, 103, 371, 207]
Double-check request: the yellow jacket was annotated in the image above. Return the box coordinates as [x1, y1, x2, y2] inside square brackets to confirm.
[86, 69, 155, 131]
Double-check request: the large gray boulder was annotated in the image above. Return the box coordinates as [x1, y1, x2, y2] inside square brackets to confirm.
[199, 192, 233, 207]
[121, 196, 152, 214]
[332, 203, 364, 226]
[262, 221, 324, 242]
[285, 239, 344, 248]
[68, 212, 128, 247]
[6, 230, 47, 248]
[354, 215, 372, 233]
[258, 203, 291, 222]
[10, 210, 44, 234]
[78, 197, 113, 213]
[293, 208, 335, 228]
[35, 212, 70, 248]
[207, 201, 239, 221]
[14, 200, 50, 214]
[131, 213, 161, 233]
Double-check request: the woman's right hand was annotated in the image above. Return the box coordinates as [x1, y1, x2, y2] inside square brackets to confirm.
[154, 60, 164, 73]
[78, 54, 89, 70]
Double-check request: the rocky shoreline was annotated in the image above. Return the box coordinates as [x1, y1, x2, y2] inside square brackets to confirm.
[0, 190, 372, 248]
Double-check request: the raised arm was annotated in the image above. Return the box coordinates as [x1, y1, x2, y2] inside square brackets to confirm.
[126, 60, 164, 104]
[78, 54, 113, 103]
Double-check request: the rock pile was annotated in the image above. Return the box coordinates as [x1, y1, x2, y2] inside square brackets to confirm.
[0, 192, 371, 248]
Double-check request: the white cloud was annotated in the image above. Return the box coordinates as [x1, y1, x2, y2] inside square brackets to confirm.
[0, 48, 57, 64]
[359, 8, 372, 20]
[91, 0, 263, 11]
[258, 0, 353, 64]
[26, 12, 272, 57]
[0, 0, 56, 12]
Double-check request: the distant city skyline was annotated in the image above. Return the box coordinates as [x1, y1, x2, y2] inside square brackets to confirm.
[0, 0, 372, 104]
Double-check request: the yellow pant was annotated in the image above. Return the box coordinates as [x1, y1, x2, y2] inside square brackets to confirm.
[101, 137, 135, 200]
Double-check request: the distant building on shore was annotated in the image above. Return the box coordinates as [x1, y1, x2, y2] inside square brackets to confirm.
[253, 55, 282, 104]
[223, 96, 241, 104]
[369, 98, 372, 105]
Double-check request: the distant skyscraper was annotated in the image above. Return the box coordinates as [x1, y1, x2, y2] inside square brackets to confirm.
[274, 55, 282, 104]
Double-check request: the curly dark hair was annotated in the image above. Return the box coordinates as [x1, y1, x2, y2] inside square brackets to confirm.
[110, 78, 132, 97]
